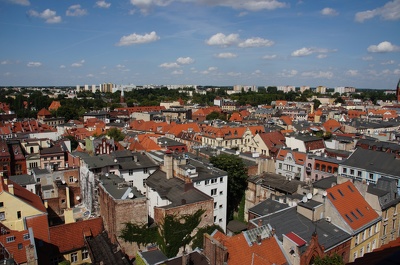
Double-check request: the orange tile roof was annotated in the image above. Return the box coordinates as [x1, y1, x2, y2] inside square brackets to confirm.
[25, 214, 51, 243]
[229, 112, 243, 122]
[37, 108, 51, 117]
[280, 115, 292, 126]
[0, 226, 31, 264]
[48, 101, 61, 111]
[49, 217, 103, 253]
[212, 231, 287, 265]
[276, 149, 306, 164]
[327, 181, 379, 231]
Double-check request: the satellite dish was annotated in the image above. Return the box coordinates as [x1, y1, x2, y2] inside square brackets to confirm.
[307, 193, 313, 200]
[76, 196, 81, 201]
[322, 191, 328, 197]
[302, 196, 308, 203]
[128, 192, 134, 198]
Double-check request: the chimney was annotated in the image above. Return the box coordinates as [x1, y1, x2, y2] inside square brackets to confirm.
[8, 184, 14, 195]
[184, 182, 193, 192]
[66, 186, 71, 209]
[164, 151, 174, 179]
[182, 251, 188, 265]
[256, 234, 262, 245]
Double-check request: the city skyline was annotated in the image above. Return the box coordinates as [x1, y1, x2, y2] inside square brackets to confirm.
[1, 0, 400, 89]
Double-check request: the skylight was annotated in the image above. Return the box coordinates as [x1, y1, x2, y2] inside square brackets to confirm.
[345, 214, 353, 223]
[329, 193, 336, 200]
[338, 189, 344, 197]
[356, 208, 364, 217]
[348, 185, 354, 192]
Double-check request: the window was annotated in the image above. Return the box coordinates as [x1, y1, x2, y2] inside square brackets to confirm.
[18, 243, 23, 249]
[278, 163, 282, 169]
[17, 211, 21, 219]
[350, 169, 354, 175]
[366, 243, 370, 253]
[342, 167, 347, 174]
[143, 168, 148, 174]
[353, 251, 357, 260]
[129, 170, 133, 176]
[82, 248, 89, 260]
[0, 202, 3, 207]
[23, 233, 30, 240]
[69, 176, 74, 182]
[6, 236, 15, 243]
[360, 247, 364, 257]
[219, 218, 222, 223]
[211, 189, 217, 196]
[219, 204, 223, 209]
[211, 178, 217, 184]
[0, 211, 5, 220]
[355, 234, 359, 244]
[219, 191, 223, 195]
[369, 173, 374, 180]
[214, 202, 217, 209]
[220, 177, 223, 183]
[357, 171, 362, 177]
[214, 216, 216, 222]
[71, 252, 78, 263]
[205, 180, 210, 185]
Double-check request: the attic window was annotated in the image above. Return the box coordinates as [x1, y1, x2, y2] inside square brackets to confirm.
[338, 189, 344, 197]
[345, 214, 353, 223]
[351, 211, 359, 220]
[348, 185, 354, 192]
[329, 193, 336, 200]
[356, 208, 364, 217]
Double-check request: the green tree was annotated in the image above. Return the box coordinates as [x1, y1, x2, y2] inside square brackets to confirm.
[313, 99, 322, 109]
[119, 223, 158, 248]
[106, 127, 125, 141]
[64, 135, 79, 150]
[209, 154, 248, 220]
[313, 253, 344, 265]
[206, 111, 226, 121]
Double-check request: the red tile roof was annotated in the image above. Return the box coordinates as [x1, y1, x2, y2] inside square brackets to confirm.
[0, 226, 32, 264]
[48, 101, 61, 111]
[327, 181, 379, 231]
[49, 217, 104, 253]
[212, 231, 287, 265]
[276, 149, 306, 165]
[25, 214, 51, 243]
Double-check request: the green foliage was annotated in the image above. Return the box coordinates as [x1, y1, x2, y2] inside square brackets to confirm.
[209, 154, 248, 221]
[120, 223, 158, 247]
[106, 127, 125, 141]
[120, 209, 205, 258]
[313, 253, 344, 265]
[191, 224, 224, 250]
[157, 209, 205, 258]
[64, 135, 79, 150]
[236, 194, 246, 222]
[313, 99, 322, 109]
[58, 261, 71, 265]
[206, 111, 226, 121]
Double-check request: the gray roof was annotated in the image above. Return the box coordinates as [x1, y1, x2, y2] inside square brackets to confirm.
[356, 139, 400, 152]
[116, 152, 158, 170]
[341, 148, 400, 177]
[312, 176, 337, 190]
[31, 168, 51, 176]
[81, 154, 118, 169]
[248, 172, 307, 194]
[140, 248, 168, 265]
[9, 174, 36, 186]
[254, 207, 351, 252]
[98, 173, 143, 200]
[146, 170, 213, 208]
[248, 198, 291, 217]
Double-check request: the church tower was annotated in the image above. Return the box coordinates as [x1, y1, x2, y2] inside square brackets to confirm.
[396, 78, 400, 103]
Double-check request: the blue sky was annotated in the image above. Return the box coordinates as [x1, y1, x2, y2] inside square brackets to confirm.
[0, 0, 400, 89]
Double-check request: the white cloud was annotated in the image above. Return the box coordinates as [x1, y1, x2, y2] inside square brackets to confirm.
[7, 0, 30, 6]
[317, 54, 327, 59]
[116, 64, 126, 68]
[291, 47, 336, 57]
[200, 66, 218, 74]
[27, 62, 42, 67]
[28, 9, 62, 23]
[116, 31, 160, 46]
[206, 33, 239, 47]
[176, 57, 194, 65]
[291, 47, 313, 57]
[280, 69, 298, 77]
[227, 72, 241, 77]
[172, 70, 183, 75]
[262, 54, 277, 60]
[129, 0, 288, 14]
[346, 70, 359, 76]
[252, 69, 262, 75]
[1, 60, 11, 65]
[238, 37, 274, 48]
[3, 72, 12, 76]
[355, 0, 400, 22]
[159, 62, 180, 68]
[71, 60, 85, 67]
[238, 12, 248, 17]
[95, 0, 111, 8]
[382, 60, 395, 65]
[394, 69, 400, 75]
[301, 71, 333, 79]
[87, 74, 94, 78]
[367, 41, 400, 53]
[215, 52, 237, 59]
[59, 65, 66, 69]
[66, 5, 87, 17]
[321, 7, 338, 16]
[362, 56, 373, 61]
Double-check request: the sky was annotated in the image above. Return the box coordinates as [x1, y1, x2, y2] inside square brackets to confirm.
[0, 0, 400, 89]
